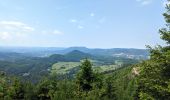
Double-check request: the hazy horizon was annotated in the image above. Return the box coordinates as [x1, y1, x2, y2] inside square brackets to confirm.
[0, 45, 149, 49]
[0, 0, 166, 48]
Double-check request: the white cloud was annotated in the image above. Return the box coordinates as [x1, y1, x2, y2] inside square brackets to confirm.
[69, 19, 85, 29]
[53, 30, 63, 35]
[0, 21, 34, 41]
[70, 19, 77, 23]
[41, 30, 64, 35]
[141, 0, 152, 5]
[136, 0, 153, 6]
[0, 21, 34, 31]
[0, 32, 11, 40]
[78, 25, 84, 29]
[90, 13, 95, 17]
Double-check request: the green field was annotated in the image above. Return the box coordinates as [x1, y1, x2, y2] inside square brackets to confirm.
[51, 62, 80, 75]
[51, 61, 120, 75]
[94, 64, 119, 73]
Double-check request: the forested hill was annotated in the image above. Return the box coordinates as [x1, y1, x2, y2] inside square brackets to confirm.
[50, 50, 93, 62]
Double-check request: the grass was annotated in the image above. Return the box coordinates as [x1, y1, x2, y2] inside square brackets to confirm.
[94, 64, 119, 73]
[51, 61, 121, 75]
[51, 62, 80, 75]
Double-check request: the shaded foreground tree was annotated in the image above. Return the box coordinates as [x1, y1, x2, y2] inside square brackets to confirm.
[136, 0, 170, 99]
[76, 59, 117, 99]
[101, 77, 117, 100]
[76, 59, 94, 92]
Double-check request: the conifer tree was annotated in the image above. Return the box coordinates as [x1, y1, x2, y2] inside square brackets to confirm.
[76, 59, 94, 92]
[136, 0, 170, 99]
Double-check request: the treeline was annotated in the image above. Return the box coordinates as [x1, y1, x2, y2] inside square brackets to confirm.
[0, 59, 137, 100]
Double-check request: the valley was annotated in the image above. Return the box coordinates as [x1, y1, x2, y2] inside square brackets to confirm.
[0, 47, 144, 82]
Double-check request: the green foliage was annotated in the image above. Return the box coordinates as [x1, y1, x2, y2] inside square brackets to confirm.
[0, 61, 138, 100]
[0, 75, 27, 100]
[76, 59, 94, 91]
[0, 50, 140, 100]
[9, 78, 25, 99]
[36, 78, 58, 100]
[136, 0, 170, 99]
[112, 66, 137, 100]
[101, 77, 117, 99]
[52, 80, 76, 100]
[24, 82, 36, 100]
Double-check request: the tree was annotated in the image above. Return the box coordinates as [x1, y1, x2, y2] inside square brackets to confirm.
[36, 78, 58, 100]
[23, 82, 36, 100]
[7, 78, 25, 100]
[136, 0, 170, 99]
[76, 59, 94, 92]
[101, 77, 117, 99]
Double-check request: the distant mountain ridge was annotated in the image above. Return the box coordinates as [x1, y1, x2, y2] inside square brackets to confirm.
[0, 46, 149, 59]
[47, 47, 149, 59]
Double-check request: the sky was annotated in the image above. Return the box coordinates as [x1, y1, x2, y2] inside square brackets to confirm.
[0, 0, 167, 49]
